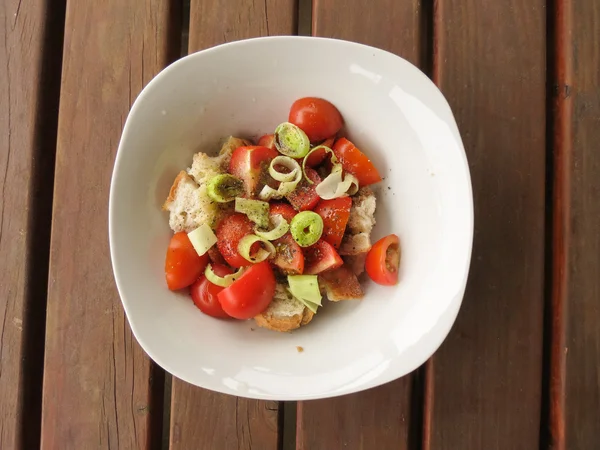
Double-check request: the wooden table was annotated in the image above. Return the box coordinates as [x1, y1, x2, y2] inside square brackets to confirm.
[1, 0, 599, 448]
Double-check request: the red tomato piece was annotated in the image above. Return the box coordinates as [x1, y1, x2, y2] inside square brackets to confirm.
[313, 197, 352, 249]
[229, 145, 279, 196]
[165, 232, 209, 290]
[303, 240, 343, 275]
[190, 264, 233, 318]
[332, 138, 382, 186]
[216, 213, 255, 268]
[365, 234, 400, 285]
[218, 261, 276, 319]
[269, 202, 297, 223]
[289, 97, 343, 143]
[257, 134, 276, 150]
[303, 137, 336, 167]
[286, 167, 321, 211]
[272, 233, 304, 274]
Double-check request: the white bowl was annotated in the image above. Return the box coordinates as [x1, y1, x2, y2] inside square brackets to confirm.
[109, 36, 473, 400]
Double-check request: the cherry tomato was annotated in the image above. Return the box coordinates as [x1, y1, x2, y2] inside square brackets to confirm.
[303, 137, 335, 167]
[165, 232, 209, 290]
[207, 246, 226, 265]
[269, 202, 297, 223]
[272, 233, 304, 274]
[218, 261, 276, 319]
[303, 239, 343, 275]
[289, 97, 343, 143]
[190, 264, 233, 318]
[313, 197, 352, 249]
[229, 145, 279, 196]
[286, 167, 321, 211]
[332, 138, 382, 186]
[365, 234, 400, 285]
[216, 213, 255, 268]
[257, 134, 276, 150]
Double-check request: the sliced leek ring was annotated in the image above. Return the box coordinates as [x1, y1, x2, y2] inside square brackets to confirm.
[274, 122, 310, 158]
[237, 234, 276, 263]
[255, 214, 289, 241]
[205, 264, 244, 288]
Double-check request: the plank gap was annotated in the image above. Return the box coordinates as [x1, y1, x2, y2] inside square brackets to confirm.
[281, 401, 297, 450]
[181, 0, 191, 57]
[298, 0, 311, 36]
[20, 0, 67, 448]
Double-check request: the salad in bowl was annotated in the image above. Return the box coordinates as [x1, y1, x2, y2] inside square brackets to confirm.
[163, 97, 400, 332]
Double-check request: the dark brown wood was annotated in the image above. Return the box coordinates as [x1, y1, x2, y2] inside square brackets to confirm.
[424, 1, 546, 449]
[40, 1, 180, 448]
[188, 0, 297, 51]
[549, 1, 600, 449]
[0, 1, 64, 448]
[170, 383, 280, 450]
[168, 2, 297, 449]
[296, 1, 424, 448]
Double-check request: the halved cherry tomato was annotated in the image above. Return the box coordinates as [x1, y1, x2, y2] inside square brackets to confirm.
[286, 167, 321, 211]
[207, 246, 226, 265]
[365, 234, 400, 285]
[303, 137, 335, 167]
[216, 213, 255, 268]
[313, 197, 352, 249]
[257, 134, 276, 151]
[190, 264, 233, 318]
[165, 232, 209, 290]
[272, 233, 304, 274]
[289, 98, 343, 143]
[332, 138, 382, 186]
[303, 239, 343, 275]
[269, 202, 297, 223]
[229, 145, 279, 196]
[218, 261, 276, 319]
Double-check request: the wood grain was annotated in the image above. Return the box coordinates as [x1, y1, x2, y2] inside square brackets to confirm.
[170, 382, 280, 450]
[424, 1, 546, 449]
[188, 0, 297, 51]
[296, 1, 424, 448]
[40, 1, 179, 449]
[549, 0, 600, 448]
[167, 2, 297, 449]
[0, 1, 64, 448]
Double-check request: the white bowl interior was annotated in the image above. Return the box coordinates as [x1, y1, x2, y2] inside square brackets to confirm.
[110, 37, 472, 400]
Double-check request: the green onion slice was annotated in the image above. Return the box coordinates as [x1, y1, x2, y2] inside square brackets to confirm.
[205, 264, 244, 288]
[274, 122, 310, 158]
[237, 234, 276, 263]
[206, 174, 244, 203]
[301, 145, 339, 184]
[255, 214, 289, 241]
[258, 164, 303, 201]
[269, 156, 301, 182]
[290, 211, 324, 247]
[288, 275, 322, 313]
[315, 166, 359, 200]
[235, 198, 270, 229]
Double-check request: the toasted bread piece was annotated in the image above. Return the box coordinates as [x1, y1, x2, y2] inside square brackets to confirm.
[187, 136, 250, 183]
[340, 187, 376, 255]
[319, 266, 364, 301]
[162, 170, 231, 233]
[254, 283, 315, 332]
[343, 252, 368, 276]
[164, 137, 249, 233]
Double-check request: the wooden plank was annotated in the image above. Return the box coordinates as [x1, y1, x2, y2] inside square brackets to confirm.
[549, 1, 600, 449]
[188, 0, 297, 51]
[40, 1, 180, 448]
[423, 1, 546, 449]
[296, 1, 424, 448]
[168, 1, 296, 449]
[0, 1, 64, 448]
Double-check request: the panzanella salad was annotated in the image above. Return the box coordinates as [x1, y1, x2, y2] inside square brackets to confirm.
[163, 98, 400, 332]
